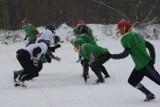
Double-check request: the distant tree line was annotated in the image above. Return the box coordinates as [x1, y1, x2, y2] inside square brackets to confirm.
[0, 0, 160, 30]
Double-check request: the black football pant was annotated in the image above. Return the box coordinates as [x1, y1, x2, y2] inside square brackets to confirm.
[16, 49, 42, 81]
[81, 59, 89, 77]
[128, 61, 160, 95]
[90, 52, 111, 79]
[81, 59, 110, 77]
[128, 62, 160, 87]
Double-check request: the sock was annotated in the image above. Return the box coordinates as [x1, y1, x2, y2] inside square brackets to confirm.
[135, 83, 152, 96]
[15, 69, 24, 75]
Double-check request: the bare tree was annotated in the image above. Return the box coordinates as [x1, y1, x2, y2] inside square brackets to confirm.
[92, 0, 129, 20]
[92, 0, 160, 28]
[0, 0, 160, 30]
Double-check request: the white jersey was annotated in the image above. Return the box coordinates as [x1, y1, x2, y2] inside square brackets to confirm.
[36, 29, 55, 47]
[24, 42, 48, 60]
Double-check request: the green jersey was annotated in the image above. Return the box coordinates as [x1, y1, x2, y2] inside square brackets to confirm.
[22, 23, 37, 41]
[121, 31, 151, 70]
[76, 34, 97, 45]
[80, 43, 108, 63]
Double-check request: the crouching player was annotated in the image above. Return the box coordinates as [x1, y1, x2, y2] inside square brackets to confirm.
[73, 38, 111, 84]
[14, 40, 58, 87]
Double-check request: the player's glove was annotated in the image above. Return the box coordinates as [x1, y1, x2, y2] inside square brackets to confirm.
[55, 44, 61, 49]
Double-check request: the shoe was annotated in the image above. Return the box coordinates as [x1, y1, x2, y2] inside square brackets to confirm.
[13, 71, 18, 82]
[14, 83, 20, 87]
[104, 75, 110, 78]
[96, 78, 104, 83]
[76, 59, 81, 63]
[93, 78, 105, 85]
[83, 75, 90, 83]
[144, 93, 155, 102]
[15, 80, 27, 87]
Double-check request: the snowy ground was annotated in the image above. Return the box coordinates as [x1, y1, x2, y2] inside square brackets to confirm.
[0, 40, 160, 107]
[0, 24, 160, 107]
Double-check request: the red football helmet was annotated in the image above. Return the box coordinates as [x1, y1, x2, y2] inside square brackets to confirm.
[22, 18, 29, 24]
[77, 20, 84, 26]
[116, 20, 132, 37]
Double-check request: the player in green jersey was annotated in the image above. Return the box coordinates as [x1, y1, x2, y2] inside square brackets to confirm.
[22, 18, 40, 46]
[71, 20, 96, 62]
[74, 25, 110, 82]
[73, 38, 111, 84]
[111, 20, 160, 101]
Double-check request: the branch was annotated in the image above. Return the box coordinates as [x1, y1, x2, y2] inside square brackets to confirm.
[136, 0, 143, 9]
[142, 0, 158, 23]
[135, 17, 160, 29]
[134, 0, 143, 20]
[92, 0, 129, 20]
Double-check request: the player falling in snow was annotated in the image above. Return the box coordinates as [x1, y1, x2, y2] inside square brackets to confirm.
[14, 24, 61, 77]
[14, 24, 61, 87]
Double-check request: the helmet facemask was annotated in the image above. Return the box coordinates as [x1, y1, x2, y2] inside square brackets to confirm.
[116, 27, 126, 37]
[73, 38, 84, 52]
[74, 44, 81, 52]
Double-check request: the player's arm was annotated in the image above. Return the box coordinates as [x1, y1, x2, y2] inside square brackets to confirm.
[34, 29, 40, 35]
[111, 48, 131, 59]
[48, 44, 61, 52]
[145, 41, 155, 64]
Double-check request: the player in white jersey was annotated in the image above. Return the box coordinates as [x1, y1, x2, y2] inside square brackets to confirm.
[36, 24, 56, 47]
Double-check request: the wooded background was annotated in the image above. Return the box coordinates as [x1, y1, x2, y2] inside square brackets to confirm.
[0, 0, 160, 30]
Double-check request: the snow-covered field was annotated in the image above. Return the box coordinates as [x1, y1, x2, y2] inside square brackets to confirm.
[0, 24, 160, 107]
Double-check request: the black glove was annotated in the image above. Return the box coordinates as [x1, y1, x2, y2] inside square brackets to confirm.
[48, 47, 55, 52]
[24, 35, 27, 40]
[53, 56, 61, 61]
[55, 44, 61, 49]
